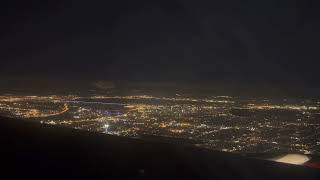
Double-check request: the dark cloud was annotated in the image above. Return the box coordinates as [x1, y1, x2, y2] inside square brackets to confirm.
[1, 0, 320, 87]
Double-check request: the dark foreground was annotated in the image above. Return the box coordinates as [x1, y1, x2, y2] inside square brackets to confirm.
[0, 117, 319, 180]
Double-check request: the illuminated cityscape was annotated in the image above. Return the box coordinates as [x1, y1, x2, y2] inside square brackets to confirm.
[0, 93, 319, 155]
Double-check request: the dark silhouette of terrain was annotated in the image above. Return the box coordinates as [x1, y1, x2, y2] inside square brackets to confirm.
[0, 116, 319, 179]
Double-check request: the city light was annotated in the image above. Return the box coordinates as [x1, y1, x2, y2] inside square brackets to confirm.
[0, 95, 319, 154]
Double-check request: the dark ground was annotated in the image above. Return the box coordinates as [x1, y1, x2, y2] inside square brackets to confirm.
[0, 116, 319, 180]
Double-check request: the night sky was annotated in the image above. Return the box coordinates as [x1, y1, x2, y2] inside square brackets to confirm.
[1, 0, 320, 87]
